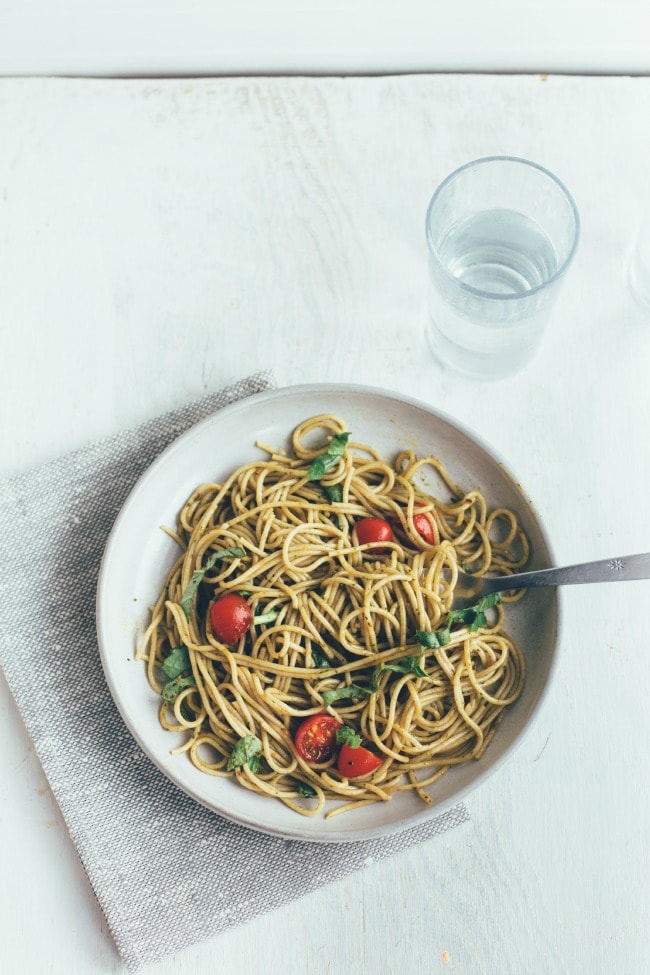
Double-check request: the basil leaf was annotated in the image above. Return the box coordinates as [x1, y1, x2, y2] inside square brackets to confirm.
[296, 782, 317, 797]
[371, 664, 384, 687]
[161, 674, 196, 702]
[336, 725, 362, 748]
[415, 628, 449, 649]
[446, 592, 502, 630]
[383, 656, 428, 678]
[307, 432, 350, 481]
[161, 645, 191, 680]
[416, 593, 502, 648]
[311, 646, 331, 668]
[475, 592, 503, 611]
[322, 682, 374, 707]
[253, 608, 280, 626]
[444, 613, 471, 635]
[180, 546, 246, 619]
[322, 483, 343, 503]
[227, 735, 262, 773]
[446, 608, 476, 627]
[470, 611, 487, 632]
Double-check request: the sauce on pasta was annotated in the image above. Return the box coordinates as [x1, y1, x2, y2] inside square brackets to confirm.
[137, 415, 528, 818]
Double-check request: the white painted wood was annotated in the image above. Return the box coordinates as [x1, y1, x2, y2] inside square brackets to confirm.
[1, 73, 650, 974]
[1, 1, 649, 75]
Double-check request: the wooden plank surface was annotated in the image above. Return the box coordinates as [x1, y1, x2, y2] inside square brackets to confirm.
[2, 1, 649, 75]
[1, 73, 649, 975]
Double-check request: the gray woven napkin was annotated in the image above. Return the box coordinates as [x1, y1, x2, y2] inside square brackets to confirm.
[0, 372, 469, 972]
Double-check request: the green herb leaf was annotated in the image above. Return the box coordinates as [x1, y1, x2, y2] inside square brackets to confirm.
[336, 725, 362, 748]
[252, 608, 280, 626]
[416, 593, 502, 648]
[446, 592, 502, 630]
[161, 674, 196, 702]
[296, 782, 317, 797]
[475, 592, 503, 611]
[322, 482, 343, 503]
[180, 546, 246, 619]
[227, 735, 262, 773]
[445, 608, 476, 628]
[471, 612, 487, 631]
[307, 432, 350, 481]
[415, 628, 449, 649]
[322, 682, 374, 707]
[161, 645, 191, 680]
[383, 656, 428, 678]
[311, 646, 331, 668]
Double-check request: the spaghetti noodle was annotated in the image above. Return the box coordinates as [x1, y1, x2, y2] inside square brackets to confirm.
[138, 414, 528, 818]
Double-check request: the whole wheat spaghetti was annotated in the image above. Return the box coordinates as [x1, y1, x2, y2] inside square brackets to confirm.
[138, 415, 528, 818]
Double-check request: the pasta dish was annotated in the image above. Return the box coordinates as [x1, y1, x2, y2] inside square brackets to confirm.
[138, 415, 528, 818]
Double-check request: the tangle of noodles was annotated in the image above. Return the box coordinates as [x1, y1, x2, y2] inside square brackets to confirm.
[137, 415, 528, 818]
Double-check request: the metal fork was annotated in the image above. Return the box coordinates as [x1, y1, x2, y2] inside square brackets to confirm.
[452, 552, 650, 609]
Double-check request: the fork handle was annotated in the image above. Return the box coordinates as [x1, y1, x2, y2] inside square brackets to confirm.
[483, 552, 650, 592]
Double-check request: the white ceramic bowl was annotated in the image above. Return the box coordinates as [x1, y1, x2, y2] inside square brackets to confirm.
[96, 383, 559, 842]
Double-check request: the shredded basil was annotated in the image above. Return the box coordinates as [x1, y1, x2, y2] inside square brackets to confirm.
[322, 682, 375, 707]
[416, 593, 502, 648]
[307, 432, 350, 481]
[374, 655, 428, 684]
[160, 645, 195, 700]
[161, 674, 196, 702]
[161, 645, 191, 680]
[446, 591, 502, 631]
[253, 608, 280, 626]
[415, 628, 449, 649]
[179, 546, 246, 619]
[296, 782, 317, 798]
[227, 735, 262, 773]
[322, 482, 343, 503]
[311, 646, 331, 668]
[336, 725, 362, 748]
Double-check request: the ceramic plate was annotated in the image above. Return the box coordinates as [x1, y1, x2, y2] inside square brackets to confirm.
[96, 383, 559, 842]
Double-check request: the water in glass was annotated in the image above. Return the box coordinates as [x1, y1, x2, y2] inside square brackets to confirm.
[428, 208, 559, 379]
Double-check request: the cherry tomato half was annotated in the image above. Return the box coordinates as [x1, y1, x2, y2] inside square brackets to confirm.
[390, 508, 438, 548]
[354, 517, 393, 554]
[412, 510, 438, 546]
[294, 714, 341, 764]
[337, 743, 383, 778]
[209, 593, 253, 644]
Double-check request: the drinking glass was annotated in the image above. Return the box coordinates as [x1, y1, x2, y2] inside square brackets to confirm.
[425, 156, 580, 380]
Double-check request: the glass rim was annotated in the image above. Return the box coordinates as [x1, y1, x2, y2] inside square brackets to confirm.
[425, 155, 581, 302]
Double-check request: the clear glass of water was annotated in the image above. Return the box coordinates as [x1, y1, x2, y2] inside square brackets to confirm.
[425, 156, 580, 380]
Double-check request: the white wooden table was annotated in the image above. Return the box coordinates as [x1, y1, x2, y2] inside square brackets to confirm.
[1, 74, 650, 975]
[2, 1, 650, 75]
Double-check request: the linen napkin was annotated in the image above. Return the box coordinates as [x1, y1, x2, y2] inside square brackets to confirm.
[0, 372, 469, 972]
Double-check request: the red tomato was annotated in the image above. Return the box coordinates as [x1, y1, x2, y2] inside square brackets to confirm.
[209, 593, 252, 644]
[337, 743, 383, 778]
[294, 714, 341, 764]
[390, 508, 438, 547]
[355, 517, 393, 554]
[412, 510, 437, 546]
